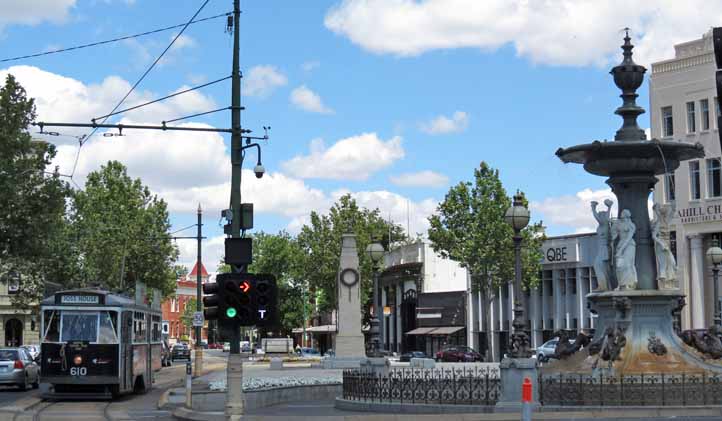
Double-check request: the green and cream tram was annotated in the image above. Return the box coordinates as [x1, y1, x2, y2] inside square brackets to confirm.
[40, 289, 162, 398]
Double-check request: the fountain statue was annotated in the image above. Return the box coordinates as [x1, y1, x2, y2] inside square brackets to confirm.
[591, 199, 614, 291]
[613, 209, 638, 291]
[651, 203, 678, 290]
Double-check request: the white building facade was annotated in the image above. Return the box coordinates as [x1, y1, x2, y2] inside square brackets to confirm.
[650, 31, 722, 329]
[467, 233, 599, 362]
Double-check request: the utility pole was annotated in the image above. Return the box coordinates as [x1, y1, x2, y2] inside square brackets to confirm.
[195, 203, 203, 376]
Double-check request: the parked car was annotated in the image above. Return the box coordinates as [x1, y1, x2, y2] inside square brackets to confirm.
[296, 347, 321, 358]
[208, 343, 222, 350]
[222, 342, 230, 352]
[435, 346, 483, 362]
[161, 341, 172, 367]
[20, 345, 39, 361]
[241, 343, 251, 353]
[171, 343, 191, 361]
[536, 338, 575, 363]
[0, 348, 39, 390]
[198, 341, 208, 349]
[399, 351, 427, 362]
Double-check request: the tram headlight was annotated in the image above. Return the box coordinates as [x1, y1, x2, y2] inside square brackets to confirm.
[73, 355, 82, 366]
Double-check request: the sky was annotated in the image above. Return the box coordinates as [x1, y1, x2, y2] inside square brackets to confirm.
[2, 0, 721, 272]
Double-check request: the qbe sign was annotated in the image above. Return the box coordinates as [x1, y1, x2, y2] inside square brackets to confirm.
[192, 311, 204, 327]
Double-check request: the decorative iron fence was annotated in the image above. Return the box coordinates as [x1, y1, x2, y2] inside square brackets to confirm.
[539, 372, 722, 406]
[342, 367, 501, 406]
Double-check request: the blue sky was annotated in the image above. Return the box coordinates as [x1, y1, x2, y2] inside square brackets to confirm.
[2, 0, 717, 271]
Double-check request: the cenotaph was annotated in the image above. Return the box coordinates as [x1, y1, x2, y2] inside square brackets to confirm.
[323, 234, 366, 368]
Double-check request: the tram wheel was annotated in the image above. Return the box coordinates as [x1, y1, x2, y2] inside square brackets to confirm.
[133, 376, 147, 395]
[31, 377, 39, 389]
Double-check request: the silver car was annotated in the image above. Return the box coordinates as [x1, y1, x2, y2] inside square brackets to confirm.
[536, 338, 575, 363]
[0, 348, 39, 390]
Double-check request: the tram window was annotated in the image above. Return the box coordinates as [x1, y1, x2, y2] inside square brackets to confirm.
[43, 310, 59, 342]
[61, 312, 98, 343]
[133, 311, 147, 343]
[98, 311, 118, 344]
[151, 314, 161, 342]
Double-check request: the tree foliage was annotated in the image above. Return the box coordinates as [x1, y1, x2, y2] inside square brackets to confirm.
[427, 161, 545, 294]
[69, 161, 178, 297]
[296, 194, 405, 321]
[180, 297, 200, 332]
[0, 74, 71, 308]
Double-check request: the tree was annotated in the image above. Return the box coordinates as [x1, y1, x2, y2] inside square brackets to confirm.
[180, 297, 201, 332]
[0, 74, 71, 308]
[296, 194, 405, 322]
[70, 161, 178, 297]
[427, 162, 544, 349]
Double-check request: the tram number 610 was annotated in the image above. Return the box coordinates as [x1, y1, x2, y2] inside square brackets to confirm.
[70, 367, 87, 376]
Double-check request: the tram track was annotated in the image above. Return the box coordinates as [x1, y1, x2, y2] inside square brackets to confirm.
[15, 399, 113, 421]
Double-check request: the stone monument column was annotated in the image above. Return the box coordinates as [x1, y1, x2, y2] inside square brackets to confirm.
[325, 234, 366, 368]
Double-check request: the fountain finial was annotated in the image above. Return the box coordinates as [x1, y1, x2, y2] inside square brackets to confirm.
[610, 29, 647, 141]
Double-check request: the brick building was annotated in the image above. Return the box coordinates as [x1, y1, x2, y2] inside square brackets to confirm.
[161, 261, 210, 344]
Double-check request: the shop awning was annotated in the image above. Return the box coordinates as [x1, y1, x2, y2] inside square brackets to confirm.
[405, 327, 437, 335]
[405, 326, 465, 336]
[429, 326, 465, 335]
[306, 324, 336, 333]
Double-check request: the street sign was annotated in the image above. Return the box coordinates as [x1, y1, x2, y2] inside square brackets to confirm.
[192, 311, 204, 327]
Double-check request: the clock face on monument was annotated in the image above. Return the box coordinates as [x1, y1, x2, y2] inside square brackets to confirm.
[340, 268, 359, 288]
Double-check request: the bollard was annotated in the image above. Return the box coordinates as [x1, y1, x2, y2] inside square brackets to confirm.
[521, 377, 532, 421]
[185, 361, 193, 409]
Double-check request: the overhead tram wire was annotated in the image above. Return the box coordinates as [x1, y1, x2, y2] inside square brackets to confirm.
[0, 12, 231, 63]
[163, 107, 231, 125]
[67, 0, 212, 181]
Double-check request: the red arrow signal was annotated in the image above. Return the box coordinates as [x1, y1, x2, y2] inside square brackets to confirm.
[241, 281, 250, 293]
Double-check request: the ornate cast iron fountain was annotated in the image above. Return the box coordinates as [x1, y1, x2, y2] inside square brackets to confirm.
[548, 30, 722, 376]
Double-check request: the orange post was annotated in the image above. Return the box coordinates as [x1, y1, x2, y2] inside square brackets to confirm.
[522, 377, 532, 402]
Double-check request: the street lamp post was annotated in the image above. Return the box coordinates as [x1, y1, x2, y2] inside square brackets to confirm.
[366, 242, 385, 356]
[707, 240, 722, 326]
[504, 192, 531, 358]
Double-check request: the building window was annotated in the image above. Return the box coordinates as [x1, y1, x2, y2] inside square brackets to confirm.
[702, 99, 710, 131]
[665, 173, 675, 202]
[670, 230, 677, 261]
[690, 161, 701, 200]
[717, 98, 721, 128]
[171, 298, 177, 313]
[708, 158, 722, 198]
[662, 106, 674, 137]
[687, 101, 696, 133]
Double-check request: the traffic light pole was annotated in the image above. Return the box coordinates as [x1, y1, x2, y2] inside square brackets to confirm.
[228, 0, 243, 357]
[226, 1, 245, 418]
[195, 204, 203, 376]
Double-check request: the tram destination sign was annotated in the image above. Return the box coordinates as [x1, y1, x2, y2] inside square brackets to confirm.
[57, 294, 103, 305]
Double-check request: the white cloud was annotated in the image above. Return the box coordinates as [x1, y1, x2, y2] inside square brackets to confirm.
[243, 65, 288, 98]
[282, 133, 404, 180]
[390, 171, 449, 188]
[420, 111, 469, 135]
[531, 188, 655, 235]
[177, 235, 225, 273]
[324, 0, 722, 67]
[301, 60, 321, 72]
[123, 34, 197, 68]
[290, 85, 334, 114]
[287, 189, 437, 237]
[0, 0, 76, 30]
[1, 65, 216, 138]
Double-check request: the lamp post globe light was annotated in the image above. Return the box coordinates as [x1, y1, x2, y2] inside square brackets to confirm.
[505, 192, 531, 358]
[707, 240, 722, 326]
[366, 242, 385, 356]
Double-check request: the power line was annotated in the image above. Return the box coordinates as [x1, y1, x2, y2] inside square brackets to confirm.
[93, 75, 231, 121]
[164, 106, 230, 124]
[67, 0, 211, 181]
[0, 12, 231, 63]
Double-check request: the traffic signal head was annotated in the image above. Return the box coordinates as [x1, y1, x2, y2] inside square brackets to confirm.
[202, 281, 220, 320]
[253, 274, 278, 327]
[217, 272, 256, 326]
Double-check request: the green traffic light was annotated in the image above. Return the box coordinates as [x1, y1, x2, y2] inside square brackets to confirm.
[226, 307, 237, 318]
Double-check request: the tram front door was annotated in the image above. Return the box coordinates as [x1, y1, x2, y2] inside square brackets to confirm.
[121, 312, 133, 392]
